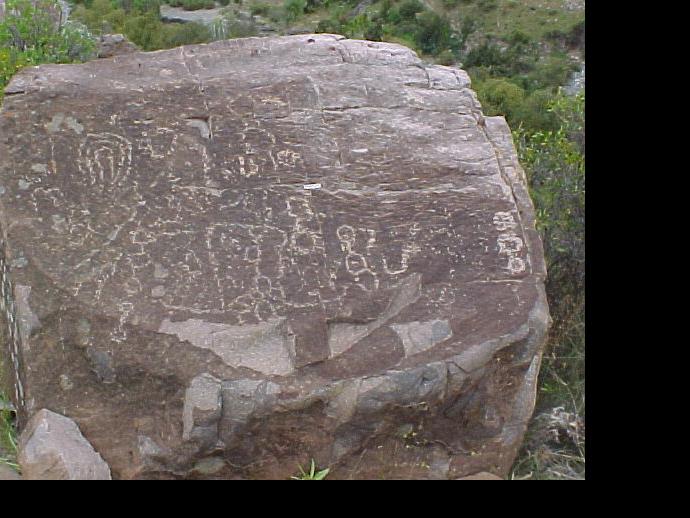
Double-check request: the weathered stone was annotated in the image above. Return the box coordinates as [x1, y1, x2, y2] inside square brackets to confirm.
[182, 373, 222, 447]
[0, 34, 550, 479]
[457, 471, 503, 480]
[97, 34, 138, 59]
[17, 409, 111, 480]
[160, 5, 226, 25]
[0, 464, 21, 480]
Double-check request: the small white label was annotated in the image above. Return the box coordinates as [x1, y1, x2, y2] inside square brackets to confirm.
[303, 183, 322, 190]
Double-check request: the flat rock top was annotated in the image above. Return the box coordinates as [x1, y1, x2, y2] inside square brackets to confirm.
[0, 34, 545, 382]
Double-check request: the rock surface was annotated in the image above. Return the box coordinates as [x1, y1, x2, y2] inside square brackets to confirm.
[0, 34, 550, 479]
[97, 34, 138, 59]
[160, 5, 226, 25]
[17, 409, 111, 480]
[0, 464, 21, 480]
[457, 471, 503, 480]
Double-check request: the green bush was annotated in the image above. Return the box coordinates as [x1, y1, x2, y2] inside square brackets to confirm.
[475, 77, 525, 121]
[510, 92, 585, 481]
[249, 1, 271, 15]
[464, 42, 505, 69]
[316, 18, 342, 34]
[465, 37, 539, 77]
[119, 0, 161, 13]
[72, 0, 127, 34]
[398, 0, 425, 21]
[160, 20, 211, 47]
[378, 0, 393, 18]
[284, 0, 306, 22]
[435, 48, 455, 65]
[456, 15, 478, 51]
[364, 20, 383, 41]
[1, 0, 97, 101]
[384, 6, 402, 25]
[305, 0, 325, 12]
[180, 0, 216, 10]
[515, 91, 585, 321]
[515, 88, 559, 132]
[122, 11, 163, 49]
[74, 0, 214, 50]
[413, 11, 452, 55]
[524, 55, 578, 91]
[477, 0, 497, 12]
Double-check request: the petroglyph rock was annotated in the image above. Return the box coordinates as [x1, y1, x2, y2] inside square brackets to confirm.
[0, 35, 550, 479]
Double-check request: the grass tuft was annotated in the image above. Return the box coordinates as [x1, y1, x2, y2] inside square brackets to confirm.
[0, 392, 19, 473]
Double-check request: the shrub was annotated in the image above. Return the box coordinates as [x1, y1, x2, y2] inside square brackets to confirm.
[464, 42, 506, 70]
[456, 15, 478, 50]
[315, 18, 342, 34]
[249, 2, 271, 15]
[72, 0, 127, 34]
[524, 55, 579, 91]
[284, 0, 306, 22]
[120, 0, 161, 13]
[364, 20, 383, 41]
[180, 0, 216, 10]
[441, 0, 461, 8]
[477, 0, 497, 12]
[1, 0, 97, 100]
[160, 20, 211, 47]
[413, 11, 452, 55]
[475, 77, 526, 122]
[122, 11, 164, 49]
[435, 48, 455, 65]
[464, 38, 538, 77]
[398, 0, 425, 21]
[515, 91, 585, 331]
[515, 88, 559, 132]
[511, 92, 585, 480]
[305, 0, 325, 12]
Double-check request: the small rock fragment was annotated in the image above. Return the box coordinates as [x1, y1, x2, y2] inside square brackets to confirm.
[17, 409, 111, 480]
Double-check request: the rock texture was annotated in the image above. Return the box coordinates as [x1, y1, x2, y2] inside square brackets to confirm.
[97, 34, 138, 59]
[0, 464, 21, 480]
[160, 5, 227, 25]
[0, 34, 550, 480]
[457, 471, 503, 480]
[17, 409, 111, 480]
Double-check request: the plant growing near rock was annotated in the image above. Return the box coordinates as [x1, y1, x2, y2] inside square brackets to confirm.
[284, 0, 306, 22]
[291, 459, 330, 480]
[0, 394, 18, 472]
[510, 91, 585, 480]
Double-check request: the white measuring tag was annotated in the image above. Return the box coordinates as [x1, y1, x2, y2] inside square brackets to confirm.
[303, 183, 322, 190]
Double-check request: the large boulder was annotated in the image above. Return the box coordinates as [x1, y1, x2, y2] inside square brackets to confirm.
[0, 34, 550, 479]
